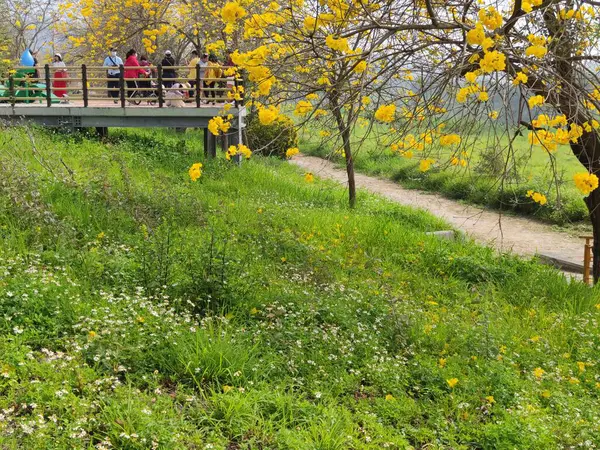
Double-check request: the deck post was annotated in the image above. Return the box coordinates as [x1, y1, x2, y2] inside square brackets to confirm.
[195, 64, 201, 108]
[44, 64, 52, 107]
[119, 64, 125, 108]
[157, 65, 164, 108]
[82, 64, 89, 107]
[8, 74, 15, 107]
[204, 128, 216, 158]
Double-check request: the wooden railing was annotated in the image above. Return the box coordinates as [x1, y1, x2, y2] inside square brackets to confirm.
[0, 64, 244, 108]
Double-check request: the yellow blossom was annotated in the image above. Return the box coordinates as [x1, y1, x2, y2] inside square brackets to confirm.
[420, 158, 435, 172]
[512, 72, 528, 85]
[374, 104, 396, 123]
[528, 95, 544, 108]
[533, 367, 545, 379]
[188, 163, 203, 182]
[221, 2, 247, 24]
[574, 172, 599, 195]
[294, 100, 313, 116]
[446, 378, 459, 388]
[304, 172, 314, 183]
[479, 7, 503, 30]
[286, 147, 300, 158]
[526, 190, 547, 205]
[479, 51, 506, 73]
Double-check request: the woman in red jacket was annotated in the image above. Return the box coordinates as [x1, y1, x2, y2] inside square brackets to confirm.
[124, 49, 148, 99]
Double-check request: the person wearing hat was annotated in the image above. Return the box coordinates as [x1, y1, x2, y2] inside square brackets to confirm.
[103, 48, 123, 104]
[52, 53, 68, 101]
[161, 50, 177, 88]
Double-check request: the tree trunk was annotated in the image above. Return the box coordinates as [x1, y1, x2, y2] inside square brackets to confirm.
[342, 135, 356, 209]
[329, 92, 356, 208]
[584, 188, 600, 283]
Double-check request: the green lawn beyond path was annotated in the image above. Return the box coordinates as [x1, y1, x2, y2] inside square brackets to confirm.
[301, 126, 590, 225]
[1, 127, 600, 449]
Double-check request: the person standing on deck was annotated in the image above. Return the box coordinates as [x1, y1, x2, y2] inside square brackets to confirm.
[187, 50, 200, 99]
[124, 49, 147, 99]
[199, 53, 209, 103]
[103, 48, 123, 104]
[161, 50, 177, 88]
[204, 54, 222, 105]
[52, 53, 68, 102]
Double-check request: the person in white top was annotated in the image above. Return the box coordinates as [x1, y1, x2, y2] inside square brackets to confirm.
[103, 48, 123, 104]
[52, 53, 68, 101]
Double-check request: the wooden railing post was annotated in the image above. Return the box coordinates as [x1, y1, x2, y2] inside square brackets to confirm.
[119, 64, 125, 108]
[82, 64, 89, 107]
[581, 236, 593, 285]
[8, 73, 15, 107]
[157, 64, 164, 108]
[44, 64, 52, 107]
[195, 63, 201, 108]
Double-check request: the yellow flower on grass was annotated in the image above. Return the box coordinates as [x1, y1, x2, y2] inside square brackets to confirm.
[294, 100, 313, 116]
[574, 172, 599, 195]
[489, 111, 499, 120]
[528, 95, 545, 108]
[223, 385, 234, 393]
[478, 91, 489, 102]
[226, 144, 252, 160]
[188, 163, 203, 182]
[221, 2, 246, 23]
[533, 367, 545, 379]
[304, 172, 314, 183]
[485, 395, 495, 404]
[88, 330, 97, 338]
[447, 378, 459, 388]
[577, 361, 586, 372]
[420, 158, 435, 172]
[385, 394, 394, 401]
[541, 390, 551, 398]
[286, 147, 300, 159]
[438, 358, 447, 368]
[374, 104, 396, 123]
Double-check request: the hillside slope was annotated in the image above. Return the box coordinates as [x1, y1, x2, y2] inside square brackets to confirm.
[1, 127, 599, 449]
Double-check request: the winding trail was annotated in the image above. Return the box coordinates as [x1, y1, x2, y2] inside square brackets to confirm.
[291, 154, 585, 266]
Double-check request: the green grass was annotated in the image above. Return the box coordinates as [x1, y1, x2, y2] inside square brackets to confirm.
[1, 126, 600, 448]
[300, 124, 590, 225]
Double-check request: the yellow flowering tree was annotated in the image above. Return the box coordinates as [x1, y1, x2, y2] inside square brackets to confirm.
[48, 0, 600, 279]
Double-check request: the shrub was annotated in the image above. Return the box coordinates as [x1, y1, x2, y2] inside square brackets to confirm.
[246, 113, 298, 158]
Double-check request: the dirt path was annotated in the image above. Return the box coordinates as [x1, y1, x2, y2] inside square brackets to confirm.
[291, 155, 585, 265]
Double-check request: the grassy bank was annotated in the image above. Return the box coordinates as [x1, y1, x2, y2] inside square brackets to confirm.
[300, 126, 590, 225]
[1, 127, 600, 448]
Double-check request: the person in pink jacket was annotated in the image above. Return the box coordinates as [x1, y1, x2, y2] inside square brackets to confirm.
[124, 49, 148, 98]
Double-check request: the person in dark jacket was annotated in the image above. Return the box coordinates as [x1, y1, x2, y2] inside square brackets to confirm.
[161, 50, 177, 88]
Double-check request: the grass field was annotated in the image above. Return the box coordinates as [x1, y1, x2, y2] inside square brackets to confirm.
[300, 123, 590, 225]
[1, 126, 600, 448]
